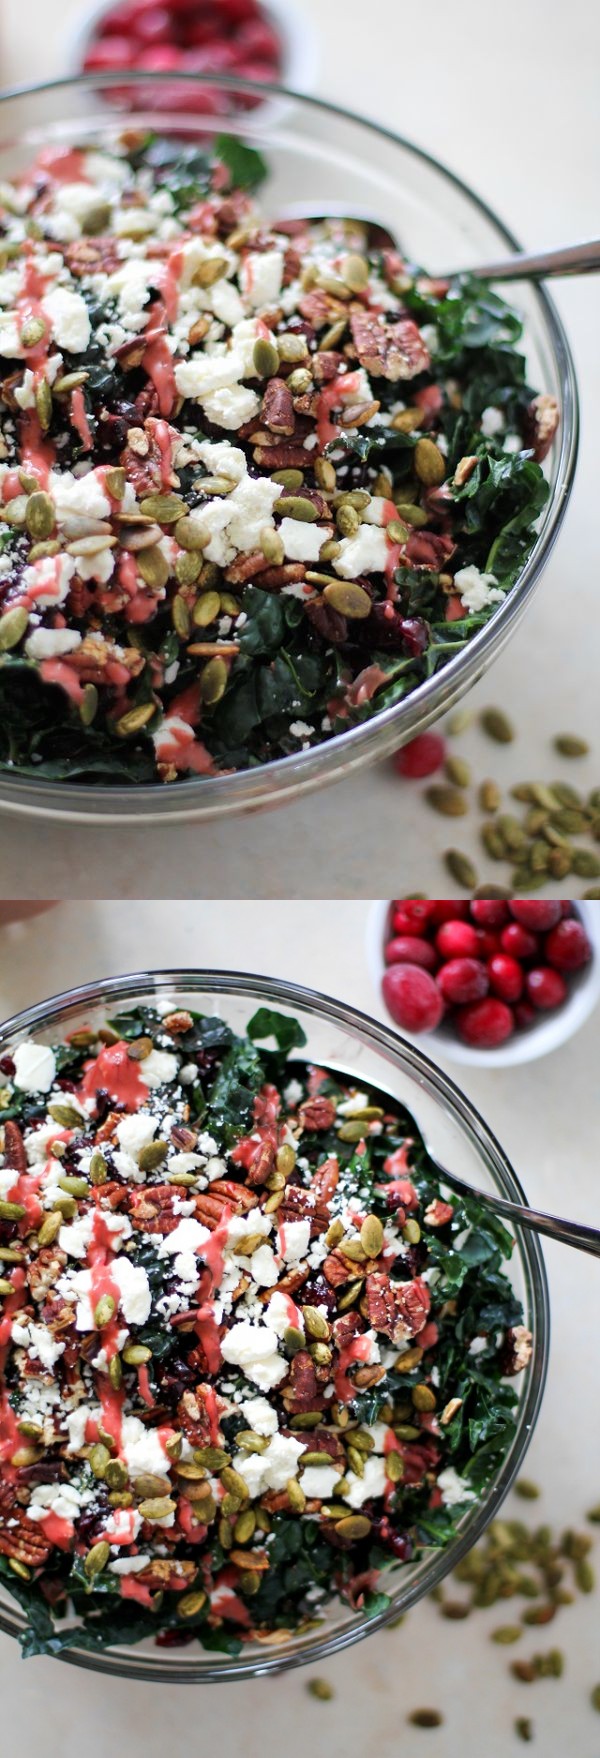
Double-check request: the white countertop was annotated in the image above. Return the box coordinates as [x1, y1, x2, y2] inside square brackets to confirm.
[0, 0, 598, 897]
[0, 899, 599, 1756]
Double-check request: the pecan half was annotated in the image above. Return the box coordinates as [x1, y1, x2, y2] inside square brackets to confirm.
[350, 313, 431, 381]
[3, 1119, 27, 1175]
[223, 550, 269, 586]
[298, 1097, 337, 1132]
[259, 563, 307, 591]
[262, 377, 295, 436]
[281, 1349, 323, 1413]
[0, 1512, 52, 1567]
[523, 393, 560, 462]
[252, 444, 313, 471]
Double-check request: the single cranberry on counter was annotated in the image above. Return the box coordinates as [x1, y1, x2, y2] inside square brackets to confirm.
[382, 965, 444, 1034]
[509, 901, 562, 931]
[456, 997, 515, 1048]
[437, 957, 489, 1006]
[470, 901, 509, 927]
[500, 921, 539, 961]
[525, 966, 568, 1010]
[545, 916, 592, 972]
[385, 936, 438, 972]
[393, 732, 446, 779]
[435, 919, 480, 960]
[488, 954, 524, 1004]
[429, 902, 471, 923]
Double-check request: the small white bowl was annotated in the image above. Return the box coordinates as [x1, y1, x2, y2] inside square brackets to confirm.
[66, 0, 318, 112]
[366, 899, 600, 1068]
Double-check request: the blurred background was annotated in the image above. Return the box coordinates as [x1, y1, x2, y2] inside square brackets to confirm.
[0, 898, 599, 1753]
[0, 0, 597, 896]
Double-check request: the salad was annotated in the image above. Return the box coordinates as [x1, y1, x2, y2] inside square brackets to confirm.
[0, 131, 559, 787]
[0, 999, 532, 1658]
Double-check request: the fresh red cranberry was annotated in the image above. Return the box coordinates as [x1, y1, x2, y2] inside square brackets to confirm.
[470, 901, 509, 928]
[545, 916, 592, 972]
[236, 19, 281, 58]
[138, 43, 184, 67]
[514, 1000, 537, 1029]
[526, 966, 568, 1010]
[230, 56, 275, 82]
[509, 902, 562, 931]
[0, 1055, 15, 1076]
[436, 920, 480, 960]
[437, 957, 489, 1005]
[500, 922, 539, 961]
[393, 732, 446, 779]
[391, 909, 429, 939]
[84, 35, 136, 68]
[382, 965, 444, 1034]
[96, 2, 139, 34]
[429, 902, 471, 923]
[396, 902, 437, 928]
[131, 5, 172, 42]
[384, 936, 438, 972]
[560, 901, 573, 916]
[456, 998, 514, 1047]
[474, 928, 503, 960]
[180, 13, 225, 46]
[488, 953, 524, 1003]
[182, 42, 240, 70]
[218, 0, 260, 18]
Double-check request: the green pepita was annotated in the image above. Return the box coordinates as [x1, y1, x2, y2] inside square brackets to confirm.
[253, 337, 280, 378]
[200, 656, 228, 706]
[273, 495, 318, 522]
[114, 702, 157, 738]
[322, 580, 371, 620]
[481, 707, 515, 744]
[0, 607, 28, 652]
[426, 786, 469, 818]
[444, 849, 478, 889]
[84, 1541, 111, 1578]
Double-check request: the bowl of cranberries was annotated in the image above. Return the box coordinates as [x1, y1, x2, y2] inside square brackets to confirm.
[367, 899, 600, 1066]
[72, 0, 316, 116]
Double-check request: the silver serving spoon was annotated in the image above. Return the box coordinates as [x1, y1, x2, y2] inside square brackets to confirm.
[277, 207, 600, 281]
[417, 1130, 600, 1259]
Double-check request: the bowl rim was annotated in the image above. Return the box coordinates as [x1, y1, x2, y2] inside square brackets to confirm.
[0, 966, 550, 1681]
[0, 70, 580, 824]
[366, 898, 600, 1067]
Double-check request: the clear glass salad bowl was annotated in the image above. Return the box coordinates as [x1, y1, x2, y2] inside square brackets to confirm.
[0, 969, 549, 1682]
[0, 73, 579, 825]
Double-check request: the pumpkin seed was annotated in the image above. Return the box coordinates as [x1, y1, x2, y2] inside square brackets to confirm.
[175, 548, 202, 586]
[94, 1295, 116, 1329]
[235, 1431, 268, 1453]
[104, 467, 125, 500]
[575, 1558, 595, 1591]
[426, 785, 469, 818]
[341, 252, 370, 292]
[391, 407, 423, 433]
[234, 1509, 256, 1544]
[200, 656, 228, 706]
[481, 707, 515, 743]
[284, 1324, 305, 1355]
[477, 779, 501, 813]
[37, 1212, 62, 1247]
[444, 849, 478, 889]
[25, 490, 54, 540]
[140, 494, 184, 524]
[289, 1411, 323, 1430]
[307, 1678, 334, 1701]
[332, 490, 371, 511]
[582, 888, 600, 899]
[115, 702, 156, 737]
[122, 1343, 152, 1366]
[414, 437, 446, 485]
[0, 607, 28, 651]
[409, 1710, 443, 1728]
[0, 1199, 25, 1221]
[591, 1685, 600, 1712]
[79, 682, 98, 727]
[253, 337, 280, 378]
[194, 1445, 229, 1471]
[138, 1497, 176, 1521]
[48, 1101, 84, 1129]
[386, 1452, 405, 1483]
[177, 1590, 207, 1618]
[90, 1443, 111, 1479]
[20, 315, 46, 348]
[337, 1278, 363, 1310]
[171, 594, 191, 640]
[572, 849, 600, 878]
[35, 379, 53, 432]
[395, 501, 429, 527]
[360, 1214, 384, 1257]
[309, 1341, 332, 1367]
[105, 1460, 129, 1491]
[54, 370, 90, 395]
[412, 1383, 436, 1412]
[286, 1478, 306, 1512]
[277, 333, 309, 362]
[51, 1195, 75, 1218]
[271, 469, 304, 489]
[137, 1139, 167, 1173]
[302, 1305, 330, 1340]
[84, 1541, 111, 1578]
[89, 1151, 107, 1186]
[394, 1423, 420, 1441]
[314, 457, 336, 492]
[259, 527, 284, 565]
[334, 1514, 371, 1540]
[323, 580, 371, 620]
[481, 822, 506, 860]
[193, 256, 228, 288]
[137, 545, 169, 590]
[274, 494, 319, 522]
[336, 503, 360, 538]
[554, 733, 589, 758]
[445, 754, 471, 788]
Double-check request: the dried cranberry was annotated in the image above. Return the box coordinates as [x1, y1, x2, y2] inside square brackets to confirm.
[393, 732, 446, 779]
[0, 1056, 15, 1076]
[155, 1629, 197, 1647]
[382, 965, 444, 1034]
[304, 1275, 337, 1315]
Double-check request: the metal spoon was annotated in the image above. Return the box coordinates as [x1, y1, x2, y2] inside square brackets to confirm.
[277, 207, 600, 281]
[417, 1131, 600, 1259]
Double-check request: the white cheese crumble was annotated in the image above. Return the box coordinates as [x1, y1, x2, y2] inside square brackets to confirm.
[12, 1040, 56, 1093]
[233, 1432, 306, 1496]
[41, 287, 91, 354]
[453, 565, 505, 614]
[333, 525, 389, 579]
[437, 1467, 476, 1506]
[343, 1454, 387, 1508]
[239, 1395, 278, 1437]
[220, 1320, 287, 1391]
[24, 628, 82, 661]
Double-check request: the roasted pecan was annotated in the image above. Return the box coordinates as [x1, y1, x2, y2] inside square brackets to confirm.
[332, 1311, 363, 1350]
[135, 1558, 197, 1588]
[423, 1199, 454, 1228]
[283, 245, 303, 285]
[323, 1250, 359, 1289]
[312, 351, 345, 384]
[0, 1511, 52, 1567]
[253, 444, 313, 471]
[162, 1011, 194, 1036]
[195, 1182, 258, 1229]
[281, 1349, 322, 1413]
[299, 289, 341, 329]
[262, 377, 295, 436]
[223, 549, 269, 586]
[298, 1097, 337, 1132]
[305, 599, 348, 644]
[364, 1270, 398, 1336]
[501, 1324, 533, 1375]
[27, 1246, 67, 1304]
[177, 1384, 221, 1445]
[350, 313, 431, 381]
[404, 531, 455, 572]
[63, 237, 121, 277]
[523, 393, 560, 462]
[129, 1185, 183, 1236]
[3, 1119, 27, 1174]
[310, 1155, 339, 1204]
[394, 1278, 431, 1337]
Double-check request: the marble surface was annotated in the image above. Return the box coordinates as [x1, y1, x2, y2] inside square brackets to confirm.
[0, 0, 598, 897]
[0, 898, 599, 1756]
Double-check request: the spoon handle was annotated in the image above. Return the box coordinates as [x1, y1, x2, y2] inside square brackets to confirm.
[457, 239, 600, 282]
[434, 1165, 600, 1258]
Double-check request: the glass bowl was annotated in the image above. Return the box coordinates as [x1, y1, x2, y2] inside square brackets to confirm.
[0, 73, 578, 825]
[0, 969, 549, 1682]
